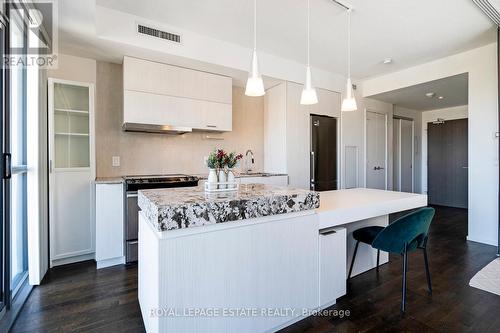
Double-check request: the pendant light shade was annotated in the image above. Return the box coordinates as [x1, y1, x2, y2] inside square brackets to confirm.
[341, 78, 357, 111]
[245, 49, 265, 96]
[341, 9, 357, 112]
[245, 0, 265, 97]
[301, 66, 318, 105]
[300, 0, 318, 105]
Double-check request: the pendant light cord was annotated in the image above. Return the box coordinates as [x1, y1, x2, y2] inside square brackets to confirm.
[254, 0, 257, 51]
[347, 9, 351, 79]
[307, 0, 310, 67]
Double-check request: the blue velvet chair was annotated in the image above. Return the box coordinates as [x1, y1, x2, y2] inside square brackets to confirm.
[348, 207, 435, 312]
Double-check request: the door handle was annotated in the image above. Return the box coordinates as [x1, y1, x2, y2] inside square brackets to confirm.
[311, 151, 315, 182]
[373, 166, 385, 170]
[3, 153, 11, 179]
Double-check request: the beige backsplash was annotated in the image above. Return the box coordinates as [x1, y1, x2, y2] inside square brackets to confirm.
[95, 61, 264, 177]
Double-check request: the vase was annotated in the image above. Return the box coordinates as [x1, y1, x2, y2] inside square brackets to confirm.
[207, 169, 218, 190]
[227, 168, 236, 189]
[218, 169, 227, 189]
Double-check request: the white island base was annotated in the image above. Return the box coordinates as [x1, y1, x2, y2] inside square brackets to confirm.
[139, 211, 325, 333]
[138, 188, 427, 333]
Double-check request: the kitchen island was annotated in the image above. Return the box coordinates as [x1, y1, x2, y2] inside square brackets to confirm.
[138, 185, 426, 333]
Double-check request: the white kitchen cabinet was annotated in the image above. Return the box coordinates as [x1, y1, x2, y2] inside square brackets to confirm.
[123, 56, 232, 104]
[238, 175, 288, 186]
[48, 79, 95, 267]
[95, 183, 125, 269]
[123, 90, 232, 131]
[123, 56, 232, 132]
[319, 227, 347, 309]
[264, 82, 341, 189]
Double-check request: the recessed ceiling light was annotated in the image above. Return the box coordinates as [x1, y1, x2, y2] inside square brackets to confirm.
[383, 58, 393, 64]
[438, 96, 444, 100]
[425, 92, 436, 98]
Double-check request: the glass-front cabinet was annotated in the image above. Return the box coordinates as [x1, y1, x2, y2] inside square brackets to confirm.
[53, 83, 90, 169]
[48, 79, 94, 267]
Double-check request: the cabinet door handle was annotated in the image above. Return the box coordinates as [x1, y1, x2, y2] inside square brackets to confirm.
[3, 153, 11, 179]
[206, 125, 217, 128]
[319, 228, 337, 236]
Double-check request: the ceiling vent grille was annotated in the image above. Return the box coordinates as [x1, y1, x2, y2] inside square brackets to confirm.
[137, 24, 181, 43]
[472, 0, 500, 25]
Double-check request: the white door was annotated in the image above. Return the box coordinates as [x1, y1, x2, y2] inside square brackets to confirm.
[393, 118, 414, 192]
[400, 119, 414, 192]
[48, 79, 95, 267]
[366, 111, 387, 190]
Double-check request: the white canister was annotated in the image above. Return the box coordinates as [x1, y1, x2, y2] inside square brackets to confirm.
[227, 169, 235, 189]
[207, 169, 218, 190]
[218, 169, 227, 189]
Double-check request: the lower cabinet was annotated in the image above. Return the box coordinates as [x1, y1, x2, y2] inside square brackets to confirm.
[95, 183, 125, 269]
[319, 227, 347, 309]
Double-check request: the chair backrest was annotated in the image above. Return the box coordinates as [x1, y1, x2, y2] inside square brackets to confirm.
[371, 207, 435, 254]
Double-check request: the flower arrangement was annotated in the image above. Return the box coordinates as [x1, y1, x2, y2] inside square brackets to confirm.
[206, 149, 243, 190]
[225, 152, 244, 169]
[206, 149, 242, 170]
[207, 149, 226, 169]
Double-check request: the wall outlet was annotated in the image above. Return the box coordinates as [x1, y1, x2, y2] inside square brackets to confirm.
[112, 156, 120, 167]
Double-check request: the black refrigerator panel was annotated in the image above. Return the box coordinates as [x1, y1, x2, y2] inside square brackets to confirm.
[310, 115, 338, 191]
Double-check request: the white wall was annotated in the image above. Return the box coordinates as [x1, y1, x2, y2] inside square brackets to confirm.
[341, 90, 394, 190]
[361, 43, 498, 246]
[27, 64, 49, 285]
[421, 105, 469, 194]
[393, 106, 422, 193]
[264, 83, 287, 174]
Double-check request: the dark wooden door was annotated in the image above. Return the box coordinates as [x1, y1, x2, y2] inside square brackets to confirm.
[428, 118, 468, 208]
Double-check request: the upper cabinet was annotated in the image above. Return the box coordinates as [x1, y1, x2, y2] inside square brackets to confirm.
[122, 57, 232, 133]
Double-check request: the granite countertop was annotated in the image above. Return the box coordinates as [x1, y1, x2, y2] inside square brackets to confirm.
[138, 183, 319, 232]
[95, 177, 124, 184]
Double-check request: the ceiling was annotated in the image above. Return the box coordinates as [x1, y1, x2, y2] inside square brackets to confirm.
[82, 0, 498, 79]
[369, 73, 469, 111]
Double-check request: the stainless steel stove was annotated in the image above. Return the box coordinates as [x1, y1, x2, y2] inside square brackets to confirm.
[124, 174, 199, 263]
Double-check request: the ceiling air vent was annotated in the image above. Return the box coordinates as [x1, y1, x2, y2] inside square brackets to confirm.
[137, 24, 181, 43]
[472, 0, 500, 25]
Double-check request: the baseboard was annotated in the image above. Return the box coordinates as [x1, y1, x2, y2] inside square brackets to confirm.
[96, 256, 126, 269]
[466, 236, 498, 247]
[50, 253, 95, 267]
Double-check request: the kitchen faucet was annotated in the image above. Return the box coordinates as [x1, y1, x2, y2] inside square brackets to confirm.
[245, 149, 255, 172]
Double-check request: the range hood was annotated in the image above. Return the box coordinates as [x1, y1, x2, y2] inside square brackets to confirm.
[122, 122, 192, 135]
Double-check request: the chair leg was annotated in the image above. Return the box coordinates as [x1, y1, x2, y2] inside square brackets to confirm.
[401, 243, 408, 313]
[376, 249, 380, 271]
[348, 240, 360, 279]
[423, 246, 432, 295]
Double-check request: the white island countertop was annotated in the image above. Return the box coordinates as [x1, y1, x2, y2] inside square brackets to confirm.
[316, 188, 427, 229]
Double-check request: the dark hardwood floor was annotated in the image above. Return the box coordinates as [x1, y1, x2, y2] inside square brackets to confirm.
[11, 206, 500, 333]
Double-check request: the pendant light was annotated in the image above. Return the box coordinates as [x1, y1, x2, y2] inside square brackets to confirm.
[341, 9, 357, 112]
[245, 0, 265, 96]
[300, 0, 318, 105]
